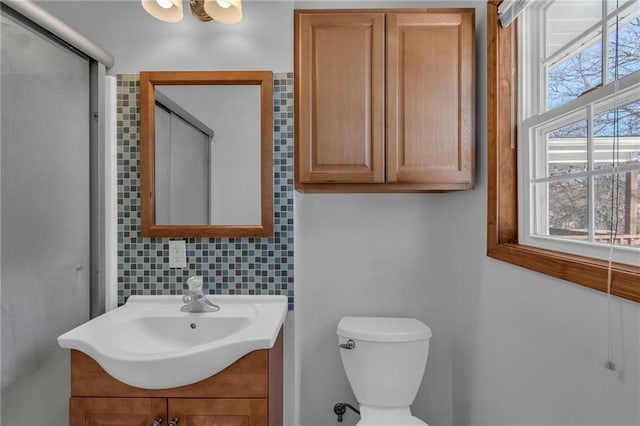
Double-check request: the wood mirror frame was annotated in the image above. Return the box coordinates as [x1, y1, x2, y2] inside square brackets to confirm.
[139, 70, 273, 238]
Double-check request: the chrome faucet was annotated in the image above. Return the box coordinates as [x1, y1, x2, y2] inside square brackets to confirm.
[181, 276, 220, 313]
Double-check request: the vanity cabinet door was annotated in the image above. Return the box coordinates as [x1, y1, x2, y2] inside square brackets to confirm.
[168, 398, 267, 426]
[70, 397, 165, 426]
[386, 11, 475, 185]
[295, 12, 385, 184]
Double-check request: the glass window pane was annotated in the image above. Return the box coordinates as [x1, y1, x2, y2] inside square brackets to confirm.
[542, 179, 590, 238]
[546, 120, 588, 177]
[546, 0, 603, 58]
[607, 13, 640, 82]
[594, 172, 640, 247]
[593, 100, 640, 169]
[548, 38, 602, 109]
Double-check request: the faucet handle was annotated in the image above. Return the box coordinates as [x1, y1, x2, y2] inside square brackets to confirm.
[186, 276, 203, 292]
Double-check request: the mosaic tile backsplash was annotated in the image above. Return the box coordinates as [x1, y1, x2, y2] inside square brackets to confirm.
[117, 73, 294, 309]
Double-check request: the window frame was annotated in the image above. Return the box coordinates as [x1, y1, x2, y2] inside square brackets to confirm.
[486, 0, 640, 303]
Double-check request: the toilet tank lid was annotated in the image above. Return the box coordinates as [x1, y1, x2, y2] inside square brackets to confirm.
[337, 317, 432, 342]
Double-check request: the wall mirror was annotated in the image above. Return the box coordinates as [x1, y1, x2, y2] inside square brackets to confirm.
[140, 71, 273, 237]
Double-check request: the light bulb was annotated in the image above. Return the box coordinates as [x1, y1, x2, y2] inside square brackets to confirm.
[216, 0, 232, 8]
[155, 0, 174, 9]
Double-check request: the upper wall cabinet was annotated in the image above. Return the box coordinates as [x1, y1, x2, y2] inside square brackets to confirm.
[294, 9, 475, 192]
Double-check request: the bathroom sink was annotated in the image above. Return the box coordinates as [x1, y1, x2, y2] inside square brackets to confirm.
[57, 295, 287, 389]
[107, 314, 253, 354]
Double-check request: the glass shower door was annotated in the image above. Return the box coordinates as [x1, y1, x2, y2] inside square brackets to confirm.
[1, 9, 91, 425]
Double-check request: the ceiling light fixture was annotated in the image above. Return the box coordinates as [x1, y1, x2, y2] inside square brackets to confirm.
[141, 0, 242, 23]
[203, 0, 242, 23]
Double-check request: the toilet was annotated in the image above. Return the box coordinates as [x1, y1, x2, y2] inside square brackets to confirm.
[337, 316, 432, 426]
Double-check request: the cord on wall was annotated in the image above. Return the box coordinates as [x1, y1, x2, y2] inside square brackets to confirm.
[604, 10, 621, 372]
[605, 246, 617, 372]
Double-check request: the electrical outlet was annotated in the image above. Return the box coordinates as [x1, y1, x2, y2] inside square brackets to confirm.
[168, 240, 187, 268]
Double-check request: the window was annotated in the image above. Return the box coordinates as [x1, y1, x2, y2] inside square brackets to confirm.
[487, 0, 640, 303]
[520, 0, 640, 265]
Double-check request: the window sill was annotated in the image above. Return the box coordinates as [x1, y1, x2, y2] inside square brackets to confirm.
[487, 242, 640, 303]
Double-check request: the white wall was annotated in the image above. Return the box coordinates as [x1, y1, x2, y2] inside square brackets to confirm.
[38, 2, 640, 426]
[36, 1, 293, 75]
[294, 192, 455, 425]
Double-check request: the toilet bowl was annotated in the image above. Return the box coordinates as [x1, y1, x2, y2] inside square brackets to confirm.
[337, 316, 432, 426]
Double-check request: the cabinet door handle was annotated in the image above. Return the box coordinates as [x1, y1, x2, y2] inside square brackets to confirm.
[167, 417, 179, 426]
[150, 418, 163, 426]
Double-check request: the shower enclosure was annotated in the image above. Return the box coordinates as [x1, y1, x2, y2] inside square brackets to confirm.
[0, 2, 112, 424]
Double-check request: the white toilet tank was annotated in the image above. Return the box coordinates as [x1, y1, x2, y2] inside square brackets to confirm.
[337, 317, 432, 408]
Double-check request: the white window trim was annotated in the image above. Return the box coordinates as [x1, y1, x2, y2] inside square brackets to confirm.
[518, 1, 640, 267]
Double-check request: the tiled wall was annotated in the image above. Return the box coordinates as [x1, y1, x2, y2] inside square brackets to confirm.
[116, 73, 294, 309]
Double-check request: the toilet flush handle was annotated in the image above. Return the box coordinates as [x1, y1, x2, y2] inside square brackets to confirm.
[339, 339, 356, 349]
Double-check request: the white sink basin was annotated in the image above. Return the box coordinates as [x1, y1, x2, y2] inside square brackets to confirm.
[58, 295, 287, 389]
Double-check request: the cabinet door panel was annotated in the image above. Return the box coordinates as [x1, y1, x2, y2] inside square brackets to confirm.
[70, 397, 165, 426]
[181, 416, 248, 426]
[387, 12, 475, 184]
[296, 12, 385, 183]
[169, 398, 267, 426]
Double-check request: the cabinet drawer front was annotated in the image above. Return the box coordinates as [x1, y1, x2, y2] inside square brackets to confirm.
[70, 397, 165, 426]
[296, 12, 385, 183]
[169, 398, 267, 426]
[386, 11, 475, 185]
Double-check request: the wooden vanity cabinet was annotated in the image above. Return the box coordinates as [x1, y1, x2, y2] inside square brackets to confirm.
[69, 331, 282, 426]
[294, 9, 475, 192]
